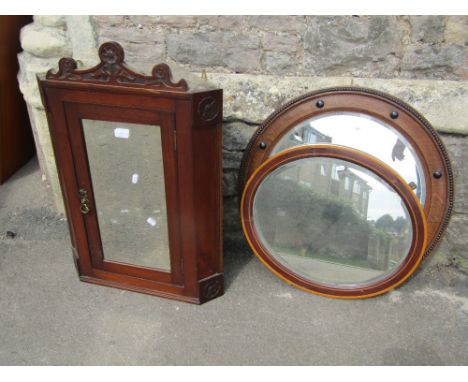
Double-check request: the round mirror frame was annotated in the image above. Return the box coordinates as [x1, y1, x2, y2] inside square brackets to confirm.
[241, 145, 428, 299]
[238, 87, 453, 257]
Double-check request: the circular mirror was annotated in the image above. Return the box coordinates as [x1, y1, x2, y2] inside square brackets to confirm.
[239, 87, 453, 257]
[242, 145, 427, 298]
[270, 112, 426, 204]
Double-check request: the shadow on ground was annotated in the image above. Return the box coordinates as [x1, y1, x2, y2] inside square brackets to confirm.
[1, 158, 467, 365]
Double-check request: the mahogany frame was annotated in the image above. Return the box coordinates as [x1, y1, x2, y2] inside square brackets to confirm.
[241, 145, 428, 299]
[38, 42, 223, 304]
[238, 87, 453, 257]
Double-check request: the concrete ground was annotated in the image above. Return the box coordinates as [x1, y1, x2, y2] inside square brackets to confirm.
[0, 158, 467, 365]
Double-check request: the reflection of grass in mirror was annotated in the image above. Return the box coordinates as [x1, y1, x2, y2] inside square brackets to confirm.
[273, 245, 371, 269]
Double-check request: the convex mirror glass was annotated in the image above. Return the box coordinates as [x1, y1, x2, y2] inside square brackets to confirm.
[271, 112, 426, 204]
[253, 155, 413, 286]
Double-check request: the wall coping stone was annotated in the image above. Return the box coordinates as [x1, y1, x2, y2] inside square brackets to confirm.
[205, 73, 468, 135]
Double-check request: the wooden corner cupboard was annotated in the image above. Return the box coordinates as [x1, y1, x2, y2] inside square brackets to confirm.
[38, 41, 224, 304]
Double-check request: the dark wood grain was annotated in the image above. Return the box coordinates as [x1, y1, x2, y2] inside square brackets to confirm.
[39, 42, 223, 304]
[47, 41, 188, 91]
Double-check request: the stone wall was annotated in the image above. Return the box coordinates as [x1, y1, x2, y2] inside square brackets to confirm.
[17, 15, 468, 271]
[92, 16, 467, 80]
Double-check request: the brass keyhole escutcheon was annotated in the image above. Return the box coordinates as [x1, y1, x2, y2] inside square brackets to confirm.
[79, 188, 90, 214]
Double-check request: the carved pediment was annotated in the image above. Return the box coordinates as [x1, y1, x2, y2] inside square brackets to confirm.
[46, 41, 188, 91]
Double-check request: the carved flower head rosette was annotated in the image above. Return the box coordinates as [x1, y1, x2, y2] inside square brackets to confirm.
[198, 96, 219, 122]
[98, 41, 125, 65]
[152, 64, 171, 81]
[202, 278, 223, 300]
[46, 57, 78, 80]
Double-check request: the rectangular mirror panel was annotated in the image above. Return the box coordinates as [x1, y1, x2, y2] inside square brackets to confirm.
[82, 119, 171, 271]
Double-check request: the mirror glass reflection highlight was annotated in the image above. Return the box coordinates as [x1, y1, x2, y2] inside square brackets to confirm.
[82, 119, 171, 270]
[271, 112, 426, 204]
[252, 157, 414, 286]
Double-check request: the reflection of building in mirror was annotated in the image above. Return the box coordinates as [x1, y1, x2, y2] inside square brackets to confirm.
[256, 161, 412, 283]
[281, 126, 372, 218]
[272, 114, 425, 205]
[288, 125, 331, 146]
[280, 162, 372, 218]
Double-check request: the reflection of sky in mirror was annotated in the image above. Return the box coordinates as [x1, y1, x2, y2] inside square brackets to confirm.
[348, 166, 409, 221]
[310, 113, 418, 181]
[273, 112, 426, 204]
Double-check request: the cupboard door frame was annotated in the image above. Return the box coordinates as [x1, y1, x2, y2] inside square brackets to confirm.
[64, 102, 183, 285]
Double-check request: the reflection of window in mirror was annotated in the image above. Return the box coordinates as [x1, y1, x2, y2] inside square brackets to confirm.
[242, 146, 427, 298]
[331, 164, 340, 180]
[320, 164, 326, 176]
[272, 112, 426, 205]
[239, 88, 454, 298]
[353, 181, 361, 194]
